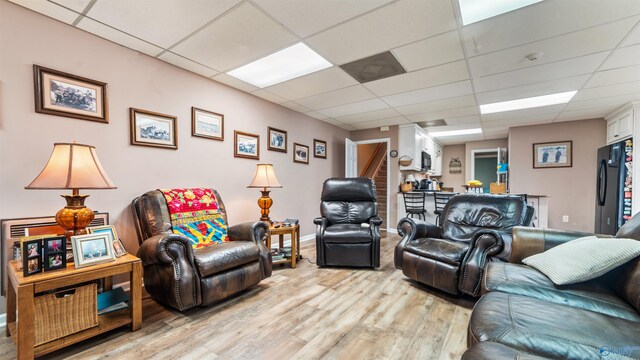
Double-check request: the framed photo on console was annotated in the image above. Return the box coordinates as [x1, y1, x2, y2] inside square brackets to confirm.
[33, 65, 108, 123]
[267, 127, 287, 153]
[22, 239, 43, 276]
[43, 236, 66, 271]
[130, 108, 177, 150]
[71, 233, 115, 268]
[192, 107, 224, 141]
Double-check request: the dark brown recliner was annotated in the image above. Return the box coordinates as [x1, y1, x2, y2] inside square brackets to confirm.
[314, 177, 382, 268]
[395, 194, 528, 296]
[131, 190, 271, 311]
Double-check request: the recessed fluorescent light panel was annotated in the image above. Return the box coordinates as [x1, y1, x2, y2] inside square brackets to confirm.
[459, 0, 543, 25]
[227, 43, 332, 88]
[480, 91, 577, 114]
[429, 128, 482, 137]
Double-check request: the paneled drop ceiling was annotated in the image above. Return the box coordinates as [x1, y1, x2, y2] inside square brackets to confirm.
[12, 0, 640, 145]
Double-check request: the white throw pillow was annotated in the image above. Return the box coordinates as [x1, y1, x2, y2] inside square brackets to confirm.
[523, 236, 640, 285]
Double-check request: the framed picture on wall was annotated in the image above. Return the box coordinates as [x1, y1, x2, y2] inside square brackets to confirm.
[313, 139, 327, 159]
[234, 131, 260, 160]
[293, 143, 309, 164]
[533, 141, 572, 168]
[130, 108, 178, 150]
[267, 127, 287, 153]
[33, 65, 108, 123]
[192, 107, 224, 141]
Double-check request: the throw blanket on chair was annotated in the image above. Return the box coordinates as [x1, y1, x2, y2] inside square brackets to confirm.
[160, 188, 229, 248]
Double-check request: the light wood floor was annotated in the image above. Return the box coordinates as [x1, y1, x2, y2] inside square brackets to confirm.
[1, 233, 475, 360]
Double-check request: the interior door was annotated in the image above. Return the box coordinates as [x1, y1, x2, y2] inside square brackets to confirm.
[345, 138, 357, 177]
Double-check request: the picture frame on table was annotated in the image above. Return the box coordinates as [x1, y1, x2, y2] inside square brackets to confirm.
[33, 65, 108, 123]
[267, 127, 287, 153]
[192, 107, 224, 141]
[533, 141, 572, 169]
[22, 239, 42, 276]
[293, 143, 309, 164]
[43, 235, 66, 271]
[89, 225, 127, 257]
[112, 239, 128, 257]
[234, 131, 260, 160]
[71, 233, 115, 268]
[313, 139, 327, 159]
[130, 108, 177, 150]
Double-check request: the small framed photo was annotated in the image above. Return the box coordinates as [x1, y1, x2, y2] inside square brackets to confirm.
[293, 143, 309, 164]
[267, 127, 287, 153]
[314, 139, 327, 159]
[22, 239, 42, 276]
[71, 233, 115, 268]
[33, 65, 108, 123]
[533, 141, 572, 169]
[130, 108, 177, 150]
[88, 225, 118, 242]
[44, 236, 66, 271]
[192, 107, 224, 141]
[112, 239, 128, 257]
[234, 131, 260, 160]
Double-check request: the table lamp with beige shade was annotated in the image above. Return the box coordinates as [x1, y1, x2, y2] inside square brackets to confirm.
[25, 142, 116, 240]
[247, 163, 282, 224]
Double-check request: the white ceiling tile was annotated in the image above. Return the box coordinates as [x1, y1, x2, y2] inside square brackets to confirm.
[621, 21, 640, 47]
[572, 81, 640, 101]
[336, 108, 402, 124]
[171, 3, 297, 71]
[475, 75, 589, 104]
[443, 115, 481, 126]
[394, 95, 477, 116]
[211, 73, 259, 93]
[320, 118, 346, 126]
[480, 104, 565, 122]
[585, 65, 640, 88]
[436, 134, 483, 145]
[338, 124, 357, 131]
[50, 0, 90, 13]
[406, 106, 479, 123]
[365, 60, 469, 97]
[306, 0, 457, 65]
[281, 101, 311, 113]
[350, 116, 409, 130]
[318, 99, 389, 118]
[264, 67, 358, 100]
[305, 111, 330, 120]
[473, 52, 609, 93]
[158, 52, 218, 77]
[555, 107, 612, 122]
[392, 30, 464, 72]
[87, 0, 240, 48]
[483, 115, 555, 129]
[600, 43, 640, 70]
[483, 129, 510, 140]
[426, 122, 482, 134]
[76, 17, 163, 57]
[381, 80, 473, 107]
[251, 89, 288, 104]
[564, 94, 639, 112]
[295, 85, 375, 110]
[468, 17, 638, 78]
[9, 0, 79, 24]
[253, 0, 392, 38]
[461, 0, 640, 55]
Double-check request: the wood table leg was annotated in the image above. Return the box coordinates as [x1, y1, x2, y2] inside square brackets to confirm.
[296, 226, 301, 260]
[130, 261, 143, 331]
[16, 284, 35, 360]
[291, 230, 297, 269]
[6, 277, 16, 337]
[266, 234, 271, 250]
[278, 234, 284, 249]
[103, 276, 113, 292]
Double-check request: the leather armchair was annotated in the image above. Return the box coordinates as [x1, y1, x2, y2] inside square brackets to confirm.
[315, 177, 381, 268]
[395, 194, 528, 296]
[131, 190, 271, 311]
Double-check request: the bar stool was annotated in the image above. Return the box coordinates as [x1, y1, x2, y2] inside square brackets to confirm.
[402, 192, 427, 220]
[433, 192, 458, 225]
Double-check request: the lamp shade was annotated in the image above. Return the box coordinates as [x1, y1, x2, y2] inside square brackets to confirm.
[248, 163, 282, 188]
[26, 142, 116, 190]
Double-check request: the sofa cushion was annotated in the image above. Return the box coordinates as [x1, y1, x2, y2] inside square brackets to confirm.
[468, 292, 640, 360]
[522, 236, 640, 285]
[462, 342, 551, 360]
[193, 241, 259, 277]
[323, 224, 372, 244]
[483, 262, 640, 321]
[405, 237, 469, 265]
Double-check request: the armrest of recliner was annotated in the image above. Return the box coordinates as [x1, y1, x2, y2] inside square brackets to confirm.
[369, 216, 383, 268]
[370, 216, 383, 227]
[314, 217, 328, 266]
[228, 221, 271, 278]
[137, 233, 196, 266]
[394, 217, 441, 270]
[459, 230, 506, 297]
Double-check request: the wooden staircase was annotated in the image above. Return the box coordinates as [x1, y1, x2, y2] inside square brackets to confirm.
[373, 156, 387, 231]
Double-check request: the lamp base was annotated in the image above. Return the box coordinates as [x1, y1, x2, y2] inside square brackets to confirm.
[257, 189, 273, 224]
[56, 194, 95, 240]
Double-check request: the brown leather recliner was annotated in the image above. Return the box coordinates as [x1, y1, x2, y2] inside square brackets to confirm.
[395, 194, 528, 296]
[131, 190, 271, 311]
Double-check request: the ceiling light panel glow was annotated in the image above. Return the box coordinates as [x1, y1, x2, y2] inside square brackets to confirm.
[459, 0, 543, 25]
[227, 43, 332, 88]
[429, 128, 483, 137]
[480, 91, 577, 114]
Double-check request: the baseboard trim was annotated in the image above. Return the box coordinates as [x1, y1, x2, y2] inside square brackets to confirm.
[387, 228, 398, 234]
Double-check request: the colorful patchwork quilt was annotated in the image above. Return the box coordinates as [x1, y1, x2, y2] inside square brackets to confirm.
[160, 188, 228, 249]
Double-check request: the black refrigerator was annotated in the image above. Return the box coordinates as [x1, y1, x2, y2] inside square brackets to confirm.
[595, 139, 633, 235]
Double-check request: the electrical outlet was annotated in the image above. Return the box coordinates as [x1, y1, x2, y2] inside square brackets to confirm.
[562, 215, 569, 223]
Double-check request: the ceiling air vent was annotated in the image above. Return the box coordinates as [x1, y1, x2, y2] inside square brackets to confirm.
[340, 51, 406, 83]
[418, 119, 447, 128]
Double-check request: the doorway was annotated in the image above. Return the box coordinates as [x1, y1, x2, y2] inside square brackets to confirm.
[471, 149, 498, 193]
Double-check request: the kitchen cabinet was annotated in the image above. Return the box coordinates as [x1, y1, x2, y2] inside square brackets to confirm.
[607, 106, 634, 144]
[399, 124, 426, 171]
[432, 142, 443, 176]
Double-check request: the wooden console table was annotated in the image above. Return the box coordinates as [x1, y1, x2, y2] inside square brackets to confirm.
[5, 253, 142, 359]
[267, 224, 300, 268]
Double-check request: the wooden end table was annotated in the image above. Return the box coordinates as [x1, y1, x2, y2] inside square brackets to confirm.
[266, 224, 300, 268]
[5, 253, 142, 359]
